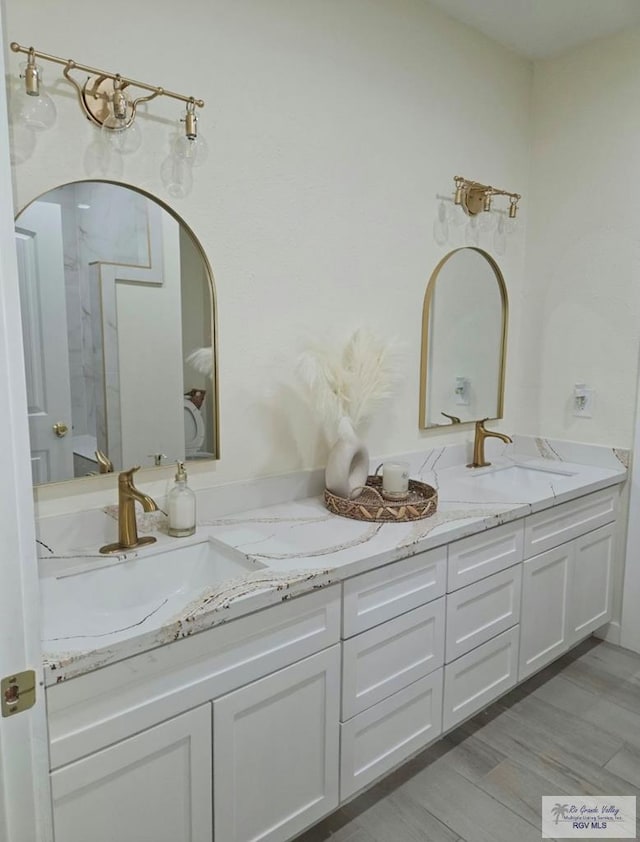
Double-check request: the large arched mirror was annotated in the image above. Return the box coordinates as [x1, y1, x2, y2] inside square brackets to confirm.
[15, 180, 219, 485]
[419, 247, 507, 428]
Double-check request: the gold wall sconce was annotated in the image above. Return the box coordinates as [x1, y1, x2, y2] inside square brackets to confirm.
[454, 176, 521, 219]
[9, 41, 207, 195]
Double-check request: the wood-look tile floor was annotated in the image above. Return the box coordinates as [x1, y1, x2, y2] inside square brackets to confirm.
[295, 639, 640, 842]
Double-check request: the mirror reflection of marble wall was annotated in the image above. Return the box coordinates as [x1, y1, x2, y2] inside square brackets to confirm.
[15, 181, 217, 485]
[420, 247, 507, 428]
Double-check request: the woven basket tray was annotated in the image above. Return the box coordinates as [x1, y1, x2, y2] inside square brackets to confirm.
[324, 475, 438, 522]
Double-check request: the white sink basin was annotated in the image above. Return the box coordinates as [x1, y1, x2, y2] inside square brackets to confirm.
[41, 540, 264, 647]
[466, 463, 576, 491]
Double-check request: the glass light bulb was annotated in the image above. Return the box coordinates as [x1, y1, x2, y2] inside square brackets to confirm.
[17, 62, 56, 131]
[175, 132, 209, 168]
[161, 153, 193, 199]
[101, 116, 142, 155]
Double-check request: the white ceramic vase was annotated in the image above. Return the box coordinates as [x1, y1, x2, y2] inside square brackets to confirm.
[325, 417, 369, 498]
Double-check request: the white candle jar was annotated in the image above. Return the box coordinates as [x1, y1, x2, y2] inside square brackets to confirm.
[382, 461, 410, 500]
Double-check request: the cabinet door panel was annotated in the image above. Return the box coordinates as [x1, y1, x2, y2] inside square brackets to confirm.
[340, 669, 443, 801]
[445, 566, 521, 662]
[443, 627, 519, 732]
[51, 705, 212, 842]
[519, 544, 571, 680]
[568, 524, 615, 645]
[447, 521, 524, 591]
[213, 645, 340, 842]
[342, 548, 446, 637]
[524, 488, 617, 558]
[342, 599, 444, 719]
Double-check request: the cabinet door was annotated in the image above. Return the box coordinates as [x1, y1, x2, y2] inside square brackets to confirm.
[342, 598, 444, 719]
[568, 523, 615, 645]
[445, 565, 521, 662]
[340, 669, 443, 801]
[50, 704, 212, 842]
[213, 645, 340, 842]
[443, 627, 519, 732]
[519, 543, 571, 680]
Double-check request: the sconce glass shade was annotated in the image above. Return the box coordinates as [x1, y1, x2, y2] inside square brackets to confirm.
[175, 132, 209, 168]
[17, 61, 56, 131]
[101, 114, 142, 155]
[161, 153, 193, 199]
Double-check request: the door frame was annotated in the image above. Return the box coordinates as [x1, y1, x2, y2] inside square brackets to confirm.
[0, 25, 54, 842]
[621, 346, 640, 654]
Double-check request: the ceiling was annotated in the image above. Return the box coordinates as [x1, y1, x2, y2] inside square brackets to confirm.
[427, 0, 640, 59]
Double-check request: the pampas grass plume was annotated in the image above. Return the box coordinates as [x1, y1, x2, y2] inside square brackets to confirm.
[186, 347, 214, 377]
[297, 328, 401, 435]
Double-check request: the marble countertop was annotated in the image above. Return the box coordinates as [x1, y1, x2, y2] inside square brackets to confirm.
[39, 446, 627, 686]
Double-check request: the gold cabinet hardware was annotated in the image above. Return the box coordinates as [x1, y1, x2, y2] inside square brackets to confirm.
[1, 670, 36, 717]
[53, 422, 69, 438]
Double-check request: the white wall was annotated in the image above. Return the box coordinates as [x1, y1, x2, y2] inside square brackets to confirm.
[522, 27, 640, 649]
[518, 27, 640, 447]
[3, 0, 532, 514]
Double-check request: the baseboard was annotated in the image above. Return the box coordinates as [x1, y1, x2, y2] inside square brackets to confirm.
[593, 620, 621, 645]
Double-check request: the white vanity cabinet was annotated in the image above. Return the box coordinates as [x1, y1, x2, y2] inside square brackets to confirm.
[213, 645, 341, 842]
[45, 482, 623, 842]
[519, 488, 617, 680]
[50, 704, 213, 842]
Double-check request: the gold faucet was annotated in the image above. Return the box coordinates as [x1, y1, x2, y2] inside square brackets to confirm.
[468, 419, 513, 468]
[95, 449, 114, 473]
[100, 466, 158, 554]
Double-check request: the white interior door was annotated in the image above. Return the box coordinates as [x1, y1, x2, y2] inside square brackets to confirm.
[0, 11, 54, 841]
[16, 201, 73, 484]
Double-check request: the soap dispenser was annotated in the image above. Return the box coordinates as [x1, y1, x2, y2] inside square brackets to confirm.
[168, 461, 196, 537]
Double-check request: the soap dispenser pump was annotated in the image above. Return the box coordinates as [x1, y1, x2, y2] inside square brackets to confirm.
[168, 461, 196, 537]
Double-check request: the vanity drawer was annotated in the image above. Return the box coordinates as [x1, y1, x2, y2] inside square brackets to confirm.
[524, 487, 618, 558]
[47, 586, 340, 770]
[442, 626, 519, 732]
[447, 521, 524, 591]
[342, 547, 447, 638]
[445, 566, 521, 663]
[340, 669, 443, 801]
[342, 598, 444, 720]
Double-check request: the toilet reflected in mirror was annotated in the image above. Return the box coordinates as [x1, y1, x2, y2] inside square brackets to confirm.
[14, 180, 219, 486]
[183, 390, 213, 459]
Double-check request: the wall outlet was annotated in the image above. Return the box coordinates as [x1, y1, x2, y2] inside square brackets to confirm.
[455, 376, 470, 406]
[573, 384, 594, 418]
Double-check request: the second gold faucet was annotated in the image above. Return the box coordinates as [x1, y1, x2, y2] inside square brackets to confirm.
[468, 419, 512, 468]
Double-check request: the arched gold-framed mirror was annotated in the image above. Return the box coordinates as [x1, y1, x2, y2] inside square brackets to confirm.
[15, 179, 219, 486]
[419, 247, 508, 429]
